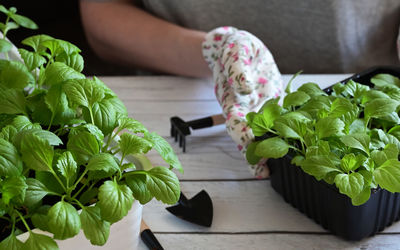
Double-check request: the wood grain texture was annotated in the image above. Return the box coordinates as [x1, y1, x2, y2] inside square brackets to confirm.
[141, 181, 400, 233]
[138, 234, 400, 250]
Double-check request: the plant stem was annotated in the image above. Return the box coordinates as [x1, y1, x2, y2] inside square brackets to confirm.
[73, 199, 86, 210]
[88, 106, 95, 125]
[122, 170, 147, 178]
[2, 16, 10, 60]
[71, 179, 89, 200]
[102, 133, 114, 151]
[50, 169, 67, 193]
[0, 216, 11, 222]
[47, 113, 55, 130]
[15, 210, 31, 233]
[71, 168, 89, 193]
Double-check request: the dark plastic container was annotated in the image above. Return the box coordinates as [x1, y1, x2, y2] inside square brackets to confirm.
[267, 65, 400, 241]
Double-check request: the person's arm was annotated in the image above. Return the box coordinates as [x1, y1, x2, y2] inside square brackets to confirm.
[79, 0, 211, 77]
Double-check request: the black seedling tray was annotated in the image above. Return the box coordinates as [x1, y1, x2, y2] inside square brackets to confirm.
[267, 65, 400, 241]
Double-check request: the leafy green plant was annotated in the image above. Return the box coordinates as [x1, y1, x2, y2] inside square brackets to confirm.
[246, 73, 400, 206]
[0, 5, 182, 249]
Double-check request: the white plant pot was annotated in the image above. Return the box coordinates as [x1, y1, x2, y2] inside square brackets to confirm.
[18, 200, 142, 250]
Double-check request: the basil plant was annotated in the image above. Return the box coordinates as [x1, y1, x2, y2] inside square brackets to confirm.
[0, 5, 182, 249]
[246, 72, 400, 206]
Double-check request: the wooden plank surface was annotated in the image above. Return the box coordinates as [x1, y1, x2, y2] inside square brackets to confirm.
[99, 74, 400, 250]
[138, 234, 400, 250]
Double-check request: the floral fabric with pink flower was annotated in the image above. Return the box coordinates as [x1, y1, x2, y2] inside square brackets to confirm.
[202, 26, 283, 178]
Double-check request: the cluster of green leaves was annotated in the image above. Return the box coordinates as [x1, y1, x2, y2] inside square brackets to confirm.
[0, 5, 183, 250]
[246, 73, 400, 206]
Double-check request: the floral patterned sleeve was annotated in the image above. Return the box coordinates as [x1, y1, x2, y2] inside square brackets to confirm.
[202, 26, 283, 178]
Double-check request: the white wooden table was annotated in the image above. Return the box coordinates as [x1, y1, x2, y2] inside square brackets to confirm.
[101, 74, 400, 250]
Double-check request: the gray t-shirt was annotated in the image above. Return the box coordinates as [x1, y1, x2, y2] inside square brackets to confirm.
[136, 0, 400, 74]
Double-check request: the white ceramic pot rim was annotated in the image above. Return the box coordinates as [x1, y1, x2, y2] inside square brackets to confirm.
[17, 200, 142, 250]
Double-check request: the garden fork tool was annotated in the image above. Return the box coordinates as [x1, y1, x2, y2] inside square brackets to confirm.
[170, 114, 225, 152]
[166, 190, 213, 227]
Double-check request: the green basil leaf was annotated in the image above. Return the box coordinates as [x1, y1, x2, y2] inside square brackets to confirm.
[340, 153, 363, 173]
[349, 119, 365, 135]
[126, 174, 153, 204]
[299, 96, 331, 119]
[246, 141, 262, 165]
[24, 232, 58, 250]
[44, 83, 76, 125]
[146, 166, 180, 204]
[119, 133, 153, 157]
[81, 124, 104, 142]
[254, 137, 289, 159]
[247, 102, 282, 136]
[54, 39, 81, 55]
[1, 176, 27, 205]
[315, 117, 344, 139]
[36, 171, 64, 194]
[31, 205, 51, 231]
[334, 172, 364, 199]
[362, 90, 390, 104]
[56, 151, 77, 183]
[118, 116, 148, 134]
[86, 153, 119, 173]
[41, 39, 61, 57]
[97, 181, 134, 223]
[67, 131, 99, 165]
[64, 78, 105, 108]
[291, 155, 305, 167]
[343, 80, 369, 100]
[0, 87, 26, 115]
[18, 48, 46, 71]
[83, 99, 117, 135]
[55, 52, 84, 72]
[9, 13, 38, 29]
[364, 98, 399, 120]
[351, 187, 371, 206]
[0, 60, 34, 89]
[371, 73, 400, 88]
[105, 97, 128, 117]
[301, 155, 342, 180]
[80, 206, 110, 246]
[0, 39, 12, 53]
[0, 125, 17, 142]
[373, 159, 400, 193]
[11, 116, 39, 131]
[273, 112, 309, 139]
[297, 82, 327, 97]
[330, 97, 354, 118]
[340, 133, 370, 155]
[0, 138, 23, 177]
[48, 201, 81, 240]
[383, 143, 399, 160]
[382, 85, 400, 101]
[14, 129, 62, 153]
[332, 83, 345, 95]
[0, 233, 23, 250]
[24, 178, 50, 207]
[283, 91, 310, 109]
[20, 133, 53, 172]
[144, 132, 183, 173]
[21, 34, 54, 53]
[44, 62, 85, 86]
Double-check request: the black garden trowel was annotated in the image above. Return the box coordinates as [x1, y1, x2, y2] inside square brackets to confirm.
[166, 190, 213, 227]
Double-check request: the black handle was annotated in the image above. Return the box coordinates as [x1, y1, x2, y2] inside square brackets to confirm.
[187, 116, 214, 130]
[141, 229, 164, 250]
